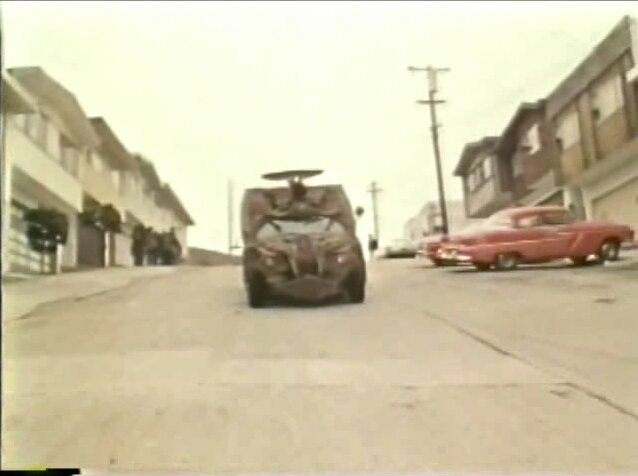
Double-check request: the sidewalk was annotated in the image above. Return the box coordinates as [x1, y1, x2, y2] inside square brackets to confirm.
[3, 266, 177, 322]
[605, 244, 638, 269]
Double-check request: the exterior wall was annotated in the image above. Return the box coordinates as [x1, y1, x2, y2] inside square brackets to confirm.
[4, 70, 193, 272]
[546, 16, 634, 119]
[79, 150, 121, 208]
[555, 104, 587, 181]
[9, 180, 78, 273]
[582, 155, 638, 231]
[6, 117, 82, 210]
[6, 118, 82, 272]
[467, 177, 497, 217]
[575, 90, 599, 167]
[114, 233, 134, 266]
[515, 111, 556, 193]
[591, 176, 638, 232]
[2, 110, 11, 274]
[459, 141, 514, 219]
[175, 226, 188, 258]
[595, 108, 630, 159]
[118, 170, 152, 226]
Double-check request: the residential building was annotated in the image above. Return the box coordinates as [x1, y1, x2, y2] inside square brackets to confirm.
[4, 67, 91, 274]
[2, 71, 48, 274]
[404, 200, 474, 241]
[493, 100, 565, 207]
[155, 184, 195, 257]
[453, 136, 513, 218]
[3, 66, 195, 273]
[545, 15, 638, 231]
[90, 117, 140, 267]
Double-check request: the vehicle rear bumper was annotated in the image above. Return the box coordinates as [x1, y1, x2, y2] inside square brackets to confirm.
[270, 276, 344, 302]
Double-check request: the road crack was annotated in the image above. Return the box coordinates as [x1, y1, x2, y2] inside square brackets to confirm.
[423, 309, 638, 422]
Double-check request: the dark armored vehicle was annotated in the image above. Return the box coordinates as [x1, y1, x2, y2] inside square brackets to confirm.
[240, 170, 366, 307]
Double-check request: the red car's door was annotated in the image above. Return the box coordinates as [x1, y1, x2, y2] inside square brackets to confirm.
[512, 214, 554, 261]
[538, 210, 578, 259]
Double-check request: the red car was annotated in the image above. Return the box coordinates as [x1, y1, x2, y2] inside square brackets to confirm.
[437, 206, 635, 271]
[418, 236, 456, 266]
[418, 221, 484, 266]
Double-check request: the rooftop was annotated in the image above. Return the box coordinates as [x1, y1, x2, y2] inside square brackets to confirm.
[453, 136, 500, 176]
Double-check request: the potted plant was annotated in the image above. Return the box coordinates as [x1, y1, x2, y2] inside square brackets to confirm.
[24, 207, 69, 272]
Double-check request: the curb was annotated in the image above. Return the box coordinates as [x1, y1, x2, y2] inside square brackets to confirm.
[3, 268, 179, 322]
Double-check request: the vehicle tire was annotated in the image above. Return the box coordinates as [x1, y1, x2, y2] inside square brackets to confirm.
[494, 253, 519, 271]
[345, 271, 365, 304]
[431, 258, 444, 267]
[247, 273, 267, 308]
[570, 256, 589, 267]
[473, 262, 491, 271]
[598, 239, 620, 262]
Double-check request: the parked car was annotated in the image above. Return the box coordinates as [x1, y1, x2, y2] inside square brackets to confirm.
[437, 206, 635, 271]
[383, 238, 417, 258]
[240, 169, 366, 307]
[416, 234, 449, 265]
[417, 221, 484, 266]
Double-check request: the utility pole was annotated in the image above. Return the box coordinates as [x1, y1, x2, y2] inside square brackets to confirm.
[367, 181, 382, 241]
[408, 65, 450, 236]
[227, 179, 233, 255]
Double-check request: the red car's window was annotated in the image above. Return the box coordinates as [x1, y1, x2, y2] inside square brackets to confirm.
[517, 214, 543, 228]
[542, 210, 575, 225]
[485, 212, 514, 229]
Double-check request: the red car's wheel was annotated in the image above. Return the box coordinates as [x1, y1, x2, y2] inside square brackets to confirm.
[495, 253, 520, 271]
[598, 239, 620, 262]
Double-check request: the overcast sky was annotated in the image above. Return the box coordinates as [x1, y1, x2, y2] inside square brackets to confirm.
[3, 1, 638, 250]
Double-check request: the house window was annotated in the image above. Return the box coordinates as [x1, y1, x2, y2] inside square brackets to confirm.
[90, 152, 103, 172]
[590, 73, 624, 124]
[61, 147, 77, 176]
[542, 210, 575, 225]
[517, 214, 543, 228]
[112, 171, 120, 190]
[483, 156, 493, 179]
[555, 110, 580, 150]
[24, 113, 40, 141]
[512, 154, 524, 177]
[523, 123, 541, 154]
[36, 114, 48, 148]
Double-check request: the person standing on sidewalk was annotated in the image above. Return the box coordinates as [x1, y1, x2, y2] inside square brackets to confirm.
[131, 225, 146, 266]
[368, 234, 378, 261]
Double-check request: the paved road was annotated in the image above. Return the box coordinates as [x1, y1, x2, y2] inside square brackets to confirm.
[2, 259, 637, 472]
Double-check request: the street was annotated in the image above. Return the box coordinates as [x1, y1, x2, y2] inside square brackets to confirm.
[2, 259, 638, 472]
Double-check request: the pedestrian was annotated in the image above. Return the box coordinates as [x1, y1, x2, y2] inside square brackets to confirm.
[131, 224, 146, 266]
[146, 229, 161, 265]
[368, 234, 378, 261]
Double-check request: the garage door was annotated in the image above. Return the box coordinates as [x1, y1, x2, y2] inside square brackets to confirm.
[7, 200, 53, 274]
[591, 177, 638, 232]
